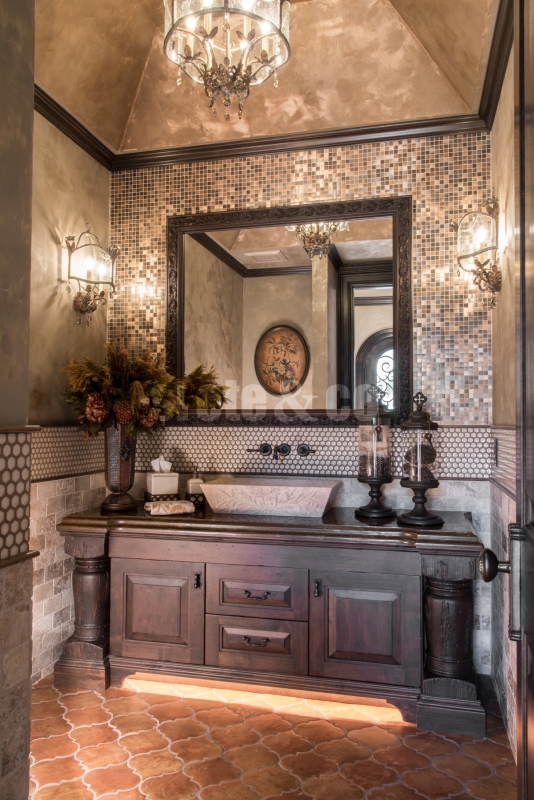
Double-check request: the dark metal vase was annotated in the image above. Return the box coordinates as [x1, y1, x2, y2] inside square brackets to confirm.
[101, 425, 137, 513]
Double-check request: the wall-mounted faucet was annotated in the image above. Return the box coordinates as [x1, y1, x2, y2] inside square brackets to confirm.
[273, 444, 291, 462]
[297, 444, 317, 457]
[246, 444, 272, 457]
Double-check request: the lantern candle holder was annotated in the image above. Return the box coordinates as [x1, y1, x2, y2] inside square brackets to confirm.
[356, 387, 395, 520]
[397, 392, 443, 527]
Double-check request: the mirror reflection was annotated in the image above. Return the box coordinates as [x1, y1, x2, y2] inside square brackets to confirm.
[183, 216, 393, 411]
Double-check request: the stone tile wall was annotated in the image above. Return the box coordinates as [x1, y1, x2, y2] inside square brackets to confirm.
[29, 473, 106, 683]
[0, 559, 33, 799]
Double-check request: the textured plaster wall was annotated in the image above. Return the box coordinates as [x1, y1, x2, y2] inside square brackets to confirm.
[29, 113, 110, 426]
[242, 273, 313, 410]
[491, 54, 515, 428]
[184, 236, 243, 395]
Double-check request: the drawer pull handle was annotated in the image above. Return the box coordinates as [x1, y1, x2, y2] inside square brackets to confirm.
[313, 579, 321, 598]
[193, 572, 202, 589]
[243, 590, 270, 600]
[243, 636, 270, 647]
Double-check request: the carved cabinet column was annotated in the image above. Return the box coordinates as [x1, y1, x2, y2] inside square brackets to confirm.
[54, 534, 110, 690]
[424, 578, 474, 678]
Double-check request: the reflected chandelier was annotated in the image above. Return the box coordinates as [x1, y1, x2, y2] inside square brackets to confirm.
[286, 221, 349, 259]
[163, 0, 291, 121]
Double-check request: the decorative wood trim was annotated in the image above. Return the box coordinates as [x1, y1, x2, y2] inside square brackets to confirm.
[0, 425, 41, 434]
[189, 233, 310, 277]
[479, 0, 514, 129]
[353, 297, 393, 306]
[328, 245, 343, 272]
[34, 86, 115, 170]
[167, 198, 412, 425]
[165, 409, 361, 427]
[0, 551, 39, 571]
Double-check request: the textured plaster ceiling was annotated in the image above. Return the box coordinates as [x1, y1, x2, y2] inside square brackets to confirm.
[34, 0, 498, 153]
[206, 218, 393, 269]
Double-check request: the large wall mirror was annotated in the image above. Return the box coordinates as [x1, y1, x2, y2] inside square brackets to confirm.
[167, 199, 412, 424]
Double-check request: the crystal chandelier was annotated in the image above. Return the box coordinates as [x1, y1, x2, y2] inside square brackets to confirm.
[286, 221, 350, 259]
[163, 0, 291, 121]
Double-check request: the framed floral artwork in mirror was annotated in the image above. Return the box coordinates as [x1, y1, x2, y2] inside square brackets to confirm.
[254, 325, 310, 396]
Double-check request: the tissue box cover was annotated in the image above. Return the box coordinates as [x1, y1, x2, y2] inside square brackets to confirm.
[147, 472, 179, 495]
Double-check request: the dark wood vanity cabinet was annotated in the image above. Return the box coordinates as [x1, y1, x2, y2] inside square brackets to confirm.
[56, 508, 486, 737]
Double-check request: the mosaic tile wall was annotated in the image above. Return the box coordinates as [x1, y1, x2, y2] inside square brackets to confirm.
[490, 481, 517, 759]
[0, 432, 31, 560]
[109, 132, 492, 425]
[31, 427, 104, 482]
[491, 426, 516, 498]
[30, 474, 107, 683]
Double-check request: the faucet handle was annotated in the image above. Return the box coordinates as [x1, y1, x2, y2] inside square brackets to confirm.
[246, 443, 272, 456]
[297, 444, 317, 457]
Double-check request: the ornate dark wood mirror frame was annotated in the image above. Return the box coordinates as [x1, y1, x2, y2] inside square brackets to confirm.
[166, 197, 412, 426]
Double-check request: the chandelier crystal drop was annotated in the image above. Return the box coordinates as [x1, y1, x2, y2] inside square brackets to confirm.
[286, 221, 350, 259]
[164, 0, 291, 121]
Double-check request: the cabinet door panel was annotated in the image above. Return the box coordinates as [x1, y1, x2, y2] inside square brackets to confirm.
[111, 558, 204, 664]
[310, 570, 421, 686]
[206, 564, 308, 620]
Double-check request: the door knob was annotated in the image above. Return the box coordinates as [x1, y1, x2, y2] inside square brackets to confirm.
[478, 548, 511, 583]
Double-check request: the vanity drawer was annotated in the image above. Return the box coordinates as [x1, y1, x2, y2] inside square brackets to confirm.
[206, 564, 308, 621]
[205, 614, 308, 675]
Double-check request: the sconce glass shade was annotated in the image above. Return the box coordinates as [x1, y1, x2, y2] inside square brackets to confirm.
[163, 0, 290, 120]
[66, 228, 119, 290]
[456, 209, 497, 267]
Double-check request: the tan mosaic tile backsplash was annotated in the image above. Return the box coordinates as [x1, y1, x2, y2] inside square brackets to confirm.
[109, 132, 492, 424]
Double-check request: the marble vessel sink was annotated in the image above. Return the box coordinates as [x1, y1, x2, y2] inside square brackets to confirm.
[201, 476, 342, 517]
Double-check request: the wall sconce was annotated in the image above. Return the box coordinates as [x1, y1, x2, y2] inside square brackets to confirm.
[65, 224, 120, 324]
[450, 196, 501, 308]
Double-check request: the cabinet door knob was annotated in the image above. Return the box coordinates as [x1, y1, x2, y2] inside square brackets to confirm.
[243, 590, 270, 600]
[313, 578, 322, 597]
[193, 572, 202, 589]
[243, 636, 270, 647]
[478, 548, 511, 583]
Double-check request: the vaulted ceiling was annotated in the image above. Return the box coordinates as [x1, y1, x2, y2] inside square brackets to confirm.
[35, 0, 499, 153]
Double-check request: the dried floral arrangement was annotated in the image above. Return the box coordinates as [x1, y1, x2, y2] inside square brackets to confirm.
[62, 346, 228, 438]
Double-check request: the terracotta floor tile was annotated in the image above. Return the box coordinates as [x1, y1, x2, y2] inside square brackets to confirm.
[496, 763, 517, 782]
[31, 700, 66, 720]
[29, 778, 37, 794]
[211, 723, 259, 748]
[122, 728, 170, 755]
[184, 698, 226, 712]
[315, 738, 369, 765]
[303, 774, 365, 800]
[280, 751, 337, 780]
[184, 755, 241, 787]
[242, 765, 300, 795]
[340, 759, 399, 790]
[60, 691, 102, 710]
[130, 750, 184, 779]
[404, 731, 459, 758]
[294, 719, 345, 744]
[142, 771, 200, 800]
[195, 707, 243, 729]
[433, 753, 492, 781]
[102, 687, 137, 699]
[465, 776, 517, 800]
[226, 743, 279, 771]
[265, 792, 310, 800]
[85, 763, 141, 796]
[31, 733, 78, 762]
[200, 780, 261, 800]
[331, 719, 375, 733]
[373, 744, 430, 771]
[402, 766, 464, 799]
[227, 703, 272, 720]
[111, 713, 157, 735]
[34, 780, 93, 800]
[366, 785, 422, 800]
[103, 696, 149, 716]
[138, 691, 178, 706]
[261, 730, 313, 756]
[487, 728, 512, 747]
[31, 717, 71, 739]
[76, 741, 129, 769]
[99, 791, 146, 800]
[171, 735, 223, 763]
[31, 687, 59, 703]
[462, 740, 514, 766]
[65, 705, 112, 728]
[348, 726, 400, 751]
[31, 754, 84, 786]
[147, 700, 193, 722]
[159, 718, 208, 741]
[70, 722, 119, 747]
[245, 713, 292, 734]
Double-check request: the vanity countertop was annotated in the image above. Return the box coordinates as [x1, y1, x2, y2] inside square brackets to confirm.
[57, 505, 482, 555]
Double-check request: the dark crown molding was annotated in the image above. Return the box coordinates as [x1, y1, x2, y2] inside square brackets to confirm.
[190, 232, 310, 278]
[479, 0, 514, 129]
[35, 0, 513, 175]
[34, 85, 115, 170]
